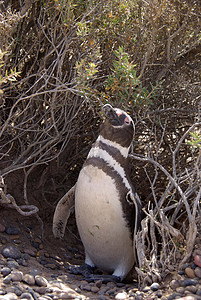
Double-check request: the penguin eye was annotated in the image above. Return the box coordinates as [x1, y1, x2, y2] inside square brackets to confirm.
[124, 116, 130, 125]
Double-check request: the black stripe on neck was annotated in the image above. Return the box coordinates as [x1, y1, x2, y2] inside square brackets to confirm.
[93, 139, 127, 168]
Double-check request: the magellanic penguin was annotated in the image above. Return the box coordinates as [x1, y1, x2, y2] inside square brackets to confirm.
[53, 104, 141, 282]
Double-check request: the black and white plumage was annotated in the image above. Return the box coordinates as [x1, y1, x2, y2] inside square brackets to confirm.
[53, 104, 141, 281]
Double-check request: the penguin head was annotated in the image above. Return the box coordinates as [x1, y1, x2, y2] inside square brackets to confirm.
[101, 104, 134, 148]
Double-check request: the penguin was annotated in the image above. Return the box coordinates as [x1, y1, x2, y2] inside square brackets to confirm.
[53, 104, 141, 282]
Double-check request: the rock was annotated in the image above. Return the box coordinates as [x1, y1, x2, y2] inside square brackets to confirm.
[95, 280, 102, 288]
[134, 296, 143, 300]
[7, 260, 19, 269]
[106, 282, 116, 289]
[181, 263, 189, 270]
[143, 286, 150, 292]
[35, 275, 48, 287]
[107, 289, 116, 296]
[197, 288, 201, 296]
[23, 249, 37, 257]
[170, 279, 180, 290]
[115, 292, 127, 300]
[11, 270, 23, 281]
[55, 289, 81, 299]
[5, 226, 20, 235]
[0, 224, 5, 232]
[3, 274, 12, 284]
[1, 246, 21, 259]
[14, 286, 23, 296]
[186, 285, 197, 293]
[194, 254, 201, 267]
[1, 266, 11, 276]
[32, 286, 47, 295]
[81, 284, 91, 291]
[21, 253, 31, 261]
[185, 267, 195, 278]
[20, 292, 34, 299]
[91, 286, 99, 293]
[18, 258, 28, 267]
[150, 282, 160, 291]
[156, 290, 163, 298]
[176, 287, 185, 293]
[0, 236, 8, 244]
[176, 297, 198, 300]
[0, 289, 5, 296]
[0, 292, 18, 300]
[22, 274, 35, 285]
[181, 279, 198, 287]
[194, 249, 201, 256]
[178, 270, 185, 275]
[98, 296, 109, 300]
[167, 293, 182, 300]
[194, 267, 201, 278]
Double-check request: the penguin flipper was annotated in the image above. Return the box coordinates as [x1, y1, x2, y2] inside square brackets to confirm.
[53, 184, 75, 239]
[126, 190, 141, 262]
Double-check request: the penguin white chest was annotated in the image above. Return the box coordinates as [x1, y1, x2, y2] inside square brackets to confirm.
[75, 164, 134, 277]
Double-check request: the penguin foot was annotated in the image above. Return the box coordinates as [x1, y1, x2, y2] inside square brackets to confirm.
[67, 264, 94, 276]
[84, 274, 120, 284]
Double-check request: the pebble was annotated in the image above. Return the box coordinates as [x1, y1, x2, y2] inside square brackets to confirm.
[1, 246, 21, 259]
[143, 286, 150, 292]
[177, 297, 198, 300]
[197, 289, 201, 296]
[11, 270, 23, 281]
[35, 275, 48, 287]
[150, 282, 160, 291]
[95, 280, 103, 288]
[20, 292, 34, 299]
[0, 236, 8, 244]
[186, 285, 197, 293]
[1, 266, 11, 276]
[107, 289, 116, 296]
[91, 286, 99, 293]
[0, 292, 18, 300]
[55, 288, 81, 299]
[181, 279, 198, 287]
[23, 248, 37, 257]
[167, 293, 182, 300]
[185, 267, 195, 278]
[7, 260, 19, 269]
[18, 258, 28, 267]
[156, 289, 163, 297]
[115, 292, 127, 300]
[33, 286, 47, 295]
[0, 224, 5, 232]
[176, 287, 185, 293]
[170, 279, 181, 290]
[194, 254, 201, 267]
[194, 267, 201, 278]
[98, 296, 109, 300]
[22, 274, 35, 285]
[5, 226, 20, 235]
[3, 274, 12, 284]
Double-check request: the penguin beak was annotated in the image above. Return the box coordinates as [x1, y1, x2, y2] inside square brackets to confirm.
[103, 104, 119, 122]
